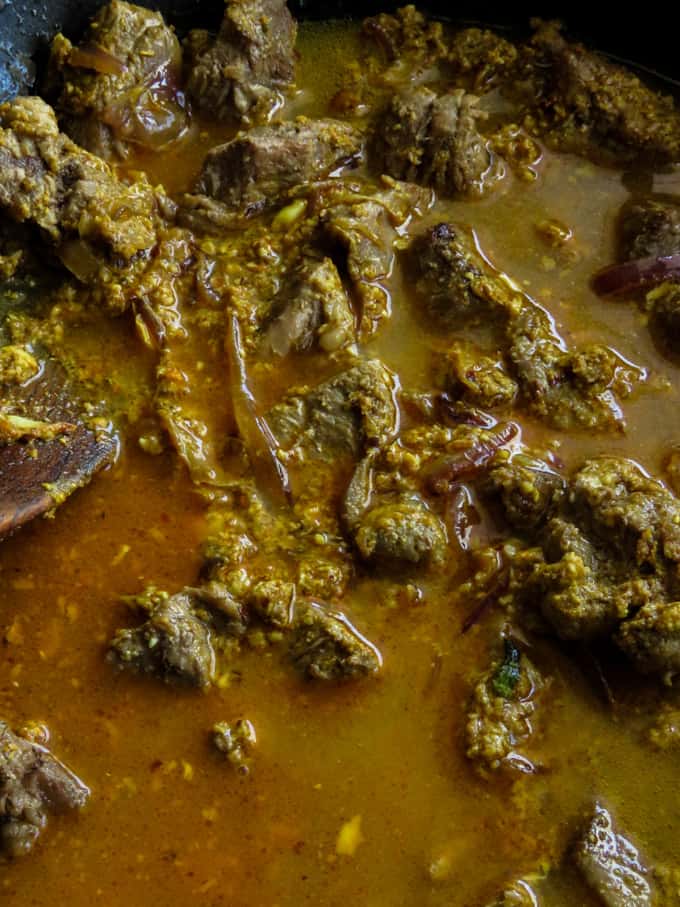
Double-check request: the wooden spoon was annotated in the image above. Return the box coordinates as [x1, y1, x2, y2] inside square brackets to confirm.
[0, 358, 116, 540]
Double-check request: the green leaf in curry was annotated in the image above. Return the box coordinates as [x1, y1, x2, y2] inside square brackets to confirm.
[491, 638, 522, 699]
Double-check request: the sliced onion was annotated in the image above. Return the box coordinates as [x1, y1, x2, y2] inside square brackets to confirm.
[444, 484, 476, 551]
[133, 299, 166, 351]
[461, 567, 508, 634]
[226, 313, 292, 505]
[592, 254, 680, 296]
[58, 239, 101, 282]
[68, 43, 127, 76]
[425, 422, 520, 494]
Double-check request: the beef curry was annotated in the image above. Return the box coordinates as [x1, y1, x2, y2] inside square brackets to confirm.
[1, 3, 680, 905]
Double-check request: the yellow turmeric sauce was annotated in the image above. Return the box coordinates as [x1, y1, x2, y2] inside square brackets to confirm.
[2, 19, 680, 907]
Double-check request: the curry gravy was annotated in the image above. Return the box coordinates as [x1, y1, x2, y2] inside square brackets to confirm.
[1, 18, 680, 907]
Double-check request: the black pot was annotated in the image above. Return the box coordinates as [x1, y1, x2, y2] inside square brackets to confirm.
[0, 2, 678, 103]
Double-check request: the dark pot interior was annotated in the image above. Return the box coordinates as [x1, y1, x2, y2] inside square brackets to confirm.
[0, 3, 678, 102]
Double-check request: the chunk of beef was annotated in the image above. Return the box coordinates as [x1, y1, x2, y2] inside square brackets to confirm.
[525, 21, 680, 163]
[447, 28, 519, 93]
[268, 359, 398, 461]
[506, 308, 632, 431]
[530, 518, 636, 640]
[444, 341, 518, 410]
[409, 223, 492, 325]
[0, 97, 169, 310]
[175, 192, 247, 234]
[648, 282, 680, 356]
[316, 178, 430, 335]
[617, 601, 680, 681]
[249, 579, 295, 628]
[411, 223, 639, 430]
[509, 457, 680, 647]
[212, 719, 257, 774]
[373, 86, 497, 196]
[492, 454, 680, 675]
[198, 118, 361, 213]
[362, 5, 446, 64]
[571, 457, 680, 568]
[108, 582, 247, 687]
[483, 455, 565, 531]
[352, 494, 448, 566]
[185, 0, 297, 125]
[289, 601, 381, 680]
[619, 198, 680, 261]
[262, 255, 355, 357]
[465, 638, 546, 774]
[0, 96, 99, 241]
[422, 91, 498, 195]
[372, 85, 433, 182]
[109, 589, 216, 686]
[573, 805, 652, 907]
[47, 0, 187, 159]
[0, 721, 89, 858]
[665, 446, 680, 497]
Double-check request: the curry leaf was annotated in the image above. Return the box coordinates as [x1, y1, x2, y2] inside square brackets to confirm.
[492, 638, 521, 698]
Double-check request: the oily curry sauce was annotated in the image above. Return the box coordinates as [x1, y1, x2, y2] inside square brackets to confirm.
[1, 12, 680, 907]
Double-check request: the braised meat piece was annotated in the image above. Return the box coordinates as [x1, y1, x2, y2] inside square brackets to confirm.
[617, 601, 680, 681]
[342, 441, 448, 569]
[0, 97, 170, 310]
[315, 178, 430, 335]
[571, 456, 680, 566]
[289, 602, 382, 680]
[497, 456, 680, 675]
[197, 118, 362, 213]
[619, 198, 680, 261]
[447, 27, 519, 93]
[465, 639, 546, 774]
[410, 223, 639, 430]
[444, 341, 518, 410]
[0, 722, 89, 858]
[261, 255, 355, 356]
[525, 20, 680, 163]
[607, 197, 680, 357]
[185, 0, 297, 125]
[420, 90, 497, 195]
[268, 359, 398, 461]
[506, 308, 632, 432]
[374, 85, 433, 182]
[362, 5, 446, 64]
[527, 455, 680, 647]
[109, 588, 218, 686]
[108, 582, 247, 687]
[249, 580, 295, 628]
[0, 96, 105, 242]
[483, 456, 566, 531]
[573, 805, 652, 907]
[531, 517, 637, 641]
[373, 86, 497, 195]
[351, 494, 448, 567]
[409, 223, 492, 324]
[649, 282, 680, 355]
[47, 0, 187, 159]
